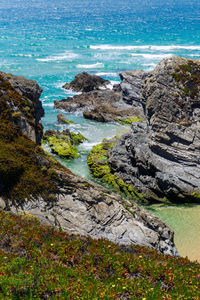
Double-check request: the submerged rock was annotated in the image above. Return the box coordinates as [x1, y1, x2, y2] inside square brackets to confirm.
[63, 72, 109, 92]
[57, 113, 75, 124]
[108, 57, 200, 203]
[0, 70, 178, 256]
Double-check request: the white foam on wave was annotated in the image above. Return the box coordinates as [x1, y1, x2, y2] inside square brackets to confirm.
[96, 72, 118, 77]
[42, 103, 54, 107]
[151, 45, 200, 51]
[76, 62, 104, 69]
[99, 81, 120, 90]
[63, 88, 82, 95]
[90, 45, 149, 50]
[131, 53, 173, 59]
[37, 52, 79, 62]
[14, 54, 33, 57]
[90, 44, 200, 51]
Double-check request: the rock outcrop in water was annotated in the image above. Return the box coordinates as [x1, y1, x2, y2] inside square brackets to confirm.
[63, 72, 109, 92]
[54, 73, 144, 123]
[0, 70, 178, 256]
[108, 57, 200, 203]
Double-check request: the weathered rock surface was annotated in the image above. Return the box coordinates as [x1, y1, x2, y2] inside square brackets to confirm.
[63, 72, 109, 92]
[108, 57, 200, 203]
[119, 70, 147, 107]
[0, 71, 44, 144]
[55, 86, 144, 123]
[57, 113, 75, 124]
[0, 170, 178, 256]
[0, 69, 178, 256]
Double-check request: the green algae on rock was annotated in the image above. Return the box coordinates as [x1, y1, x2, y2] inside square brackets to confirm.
[57, 113, 75, 124]
[116, 115, 144, 125]
[87, 137, 146, 203]
[43, 129, 87, 159]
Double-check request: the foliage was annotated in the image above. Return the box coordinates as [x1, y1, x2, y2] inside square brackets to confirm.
[172, 60, 200, 99]
[0, 210, 199, 299]
[0, 76, 63, 205]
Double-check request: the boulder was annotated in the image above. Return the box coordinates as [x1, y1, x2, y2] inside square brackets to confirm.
[57, 113, 75, 124]
[63, 72, 110, 92]
[108, 57, 200, 203]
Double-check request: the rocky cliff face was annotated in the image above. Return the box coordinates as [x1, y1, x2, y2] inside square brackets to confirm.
[0, 71, 44, 144]
[0, 70, 178, 256]
[108, 57, 200, 203]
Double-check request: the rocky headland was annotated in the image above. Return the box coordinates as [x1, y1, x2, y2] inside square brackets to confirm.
[54, 72, 144, 123]
[0, 70, 178, 256]
[88, 57, 200, 203]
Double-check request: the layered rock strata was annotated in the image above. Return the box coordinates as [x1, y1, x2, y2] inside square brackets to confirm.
[108, 57, 200, 203]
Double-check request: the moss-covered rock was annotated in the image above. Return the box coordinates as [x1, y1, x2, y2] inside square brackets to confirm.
[0, 77, 63, 205]
[87, 137, 145, 203]
[57, 113, 75, 124]
[43, 129, 87, 159]
[116, 115, 143, 125]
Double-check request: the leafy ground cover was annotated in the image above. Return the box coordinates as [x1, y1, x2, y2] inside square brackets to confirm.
[0, 209, 199, 299]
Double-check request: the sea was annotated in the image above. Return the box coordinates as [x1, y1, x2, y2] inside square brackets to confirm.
[0, 0, 200, 262]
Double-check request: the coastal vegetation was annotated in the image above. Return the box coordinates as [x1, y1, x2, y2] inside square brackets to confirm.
[0, 209, 199, 299]
[0, 76, 63, 206]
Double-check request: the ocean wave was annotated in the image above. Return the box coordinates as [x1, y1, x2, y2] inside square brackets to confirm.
[76, 62, 104, 68]
[37, 52, 78, 62]
[14, 54, 33, 57]
[42, 103, 54, 107]
[90, 45, 149, 50]
[131, 53, 173, 59]
[90, 44, 200, 51]
[96, 72, 118, 77]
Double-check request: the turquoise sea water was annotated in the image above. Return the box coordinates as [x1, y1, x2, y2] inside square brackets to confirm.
[0, 0, 200, 261]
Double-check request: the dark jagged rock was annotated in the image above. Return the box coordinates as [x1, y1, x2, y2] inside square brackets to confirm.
[55, 88, 144, 123]
[63, 72, 110, 92]
[119, 70, 147, 107]
[108, 57, 200, 203]
[0, 71, 44, 144]
[0, 70, 178, 256]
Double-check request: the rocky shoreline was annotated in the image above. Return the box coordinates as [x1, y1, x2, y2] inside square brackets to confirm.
[83, 57, 200, 204]
[0, 69, 179, 256]
[2, 56, 200, 259]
